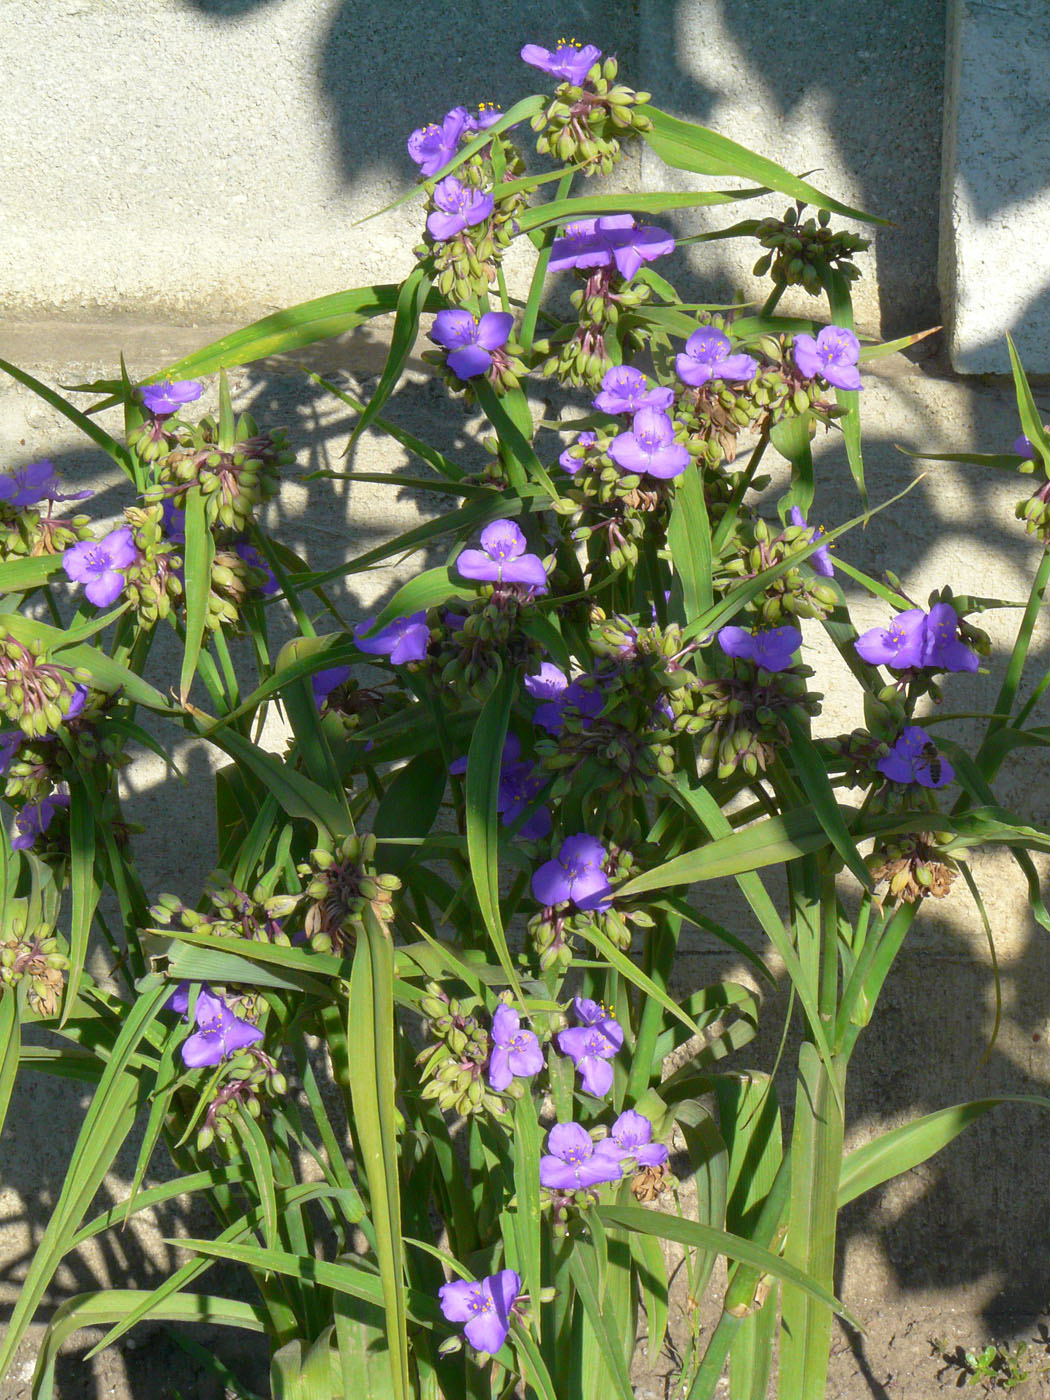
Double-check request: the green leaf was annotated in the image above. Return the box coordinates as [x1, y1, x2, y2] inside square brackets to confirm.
[205, 726, 352, 839]
[179, 486, 215, 704]
[345, 264, 433, 457]
[783, 711, 871, 890]
[0, 553, 66, 594]
[365, 567, 469, 633]
[513, 186, 770, 235]
[512, 1093, 543, 1340]
[1006, 333, 1050, 475]
[838, 1094, 1050, 1208]
[639, 108, 887, 224]
[667, 461, 713, 620]
[63, 778, 99, 1024]
[596, 1205, 860, 1329]
[465, 665, 523, 1002]
[372, 751, 446, 875]
[820, 266, 866, 506]
[770, 411, 814, 517]
[565, 1245, 635, 1400]
[0, 989, 21, 1149]
[349, 907, 411, 1400]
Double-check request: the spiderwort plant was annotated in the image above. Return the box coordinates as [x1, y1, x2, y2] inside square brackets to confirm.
[3, 37, 1048, 1400]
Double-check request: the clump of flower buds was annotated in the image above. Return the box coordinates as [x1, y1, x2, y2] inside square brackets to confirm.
[0, 633, 91, 739]
[866, 832, 957, 905]
[750, 203, 869, 294]
[0, 916, 68, 1017]
[148, 411, 292, 532]
[416, 983, 506, 1117]
[297, 833, 400, 954]
[531, 55, 652, 175]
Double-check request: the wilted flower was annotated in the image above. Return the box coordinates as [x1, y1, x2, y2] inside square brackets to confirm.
[1014, 434, 1035, 459]
[180, 986, 263, 1068]
[520, 39, 601, 85]
[488, 1004, 544, 1090]
[718, 624, 801, 673]
[439, 1269, 521, 1355]
[354, 612, 430, 664]
[876, 726, 954, 789]
[789, 506, 834, 577]
[430, 309, 513, 379]
[594, 1109, 669, 1169]
[139, 380, 203, 416]
[0, 460, 91, 509]
[608, 406, 690, 479]
[792, 326, 862, 391]
[675, 328, 758, 387]
[532, 834, 612, 911]
[63, 527, 138, 607]
[456, 519, 548, 592]
[407, 107, 469, 175]
[593, 365, 675, 416]
[11, 790, 69, 851]
[539, 1121, 623, 1188]
[427, 176, 495, 240]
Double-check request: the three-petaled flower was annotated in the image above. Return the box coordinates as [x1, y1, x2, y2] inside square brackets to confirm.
[488, 1004, 545, 1091]
[0, 460, 91, 509]
[594, 1109, 669, 1170]
[718, 624, 802, 673]
[520, 39, 602, 86]
[792, 326, 862, 391]
[676, 328, 758, 388]
[876, 726, 954, 789]
[557, 996, 624, 1097]
[11, 791, 69, 851]
[548, 215, 676, 281]
[456, 520, 548, 593]
[427, 177, 494, 241]
[608, 406, 690, 479]
[439, 1269, 521, 1355]
[139, 380, 203, 416]
[539, 1121, 623, 1189]
[559, 429, 596, 475]
[354, 612, 430, 664]
[407, 107, 469, 176]
[532, 834, 612, 911]
[593, 365, 675, 416]
[63, 527, 138, 607]
[854, 604, 977, 673]
[430, 309, 513, 380]
[169, 984, 264, 1068]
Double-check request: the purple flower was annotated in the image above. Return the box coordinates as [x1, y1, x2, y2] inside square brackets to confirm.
[0, 460, 91, 509]
[456, 520, 548, 592]
[922, 602, 979, 673]
[792, 326, 862, 392]
[876, 726, 954, 789]
[488, 1004, 544, 1091]
[63, 527, 138, 607]
[233, 541, 280, 596]
[165, 981, 191, 1017]
[427, 177, 494, 241]
[854, 608, 928, 669]
[139, 380, 203, 416]
[160, 499, 186, 544]
[465, 102, 503, 131]
[718, 624, 802, 673]
[539, 1121, 623, 1189]
[549, 215, 675, 281]
[520, 40, 602, 86]
[525, 662, 568, 703]
[676, 328, 758, 388]
[789, 507, 834, 578]
[311, 665, 352, 709]
[63, 683, 89, 725]
[532, 834, 611, 912]
[11, 791, 69, 851]
[498, 759, 552, 840]
[0, 731, 22, 775]
[559, 430, 597, 474]
[593, 366, 675, 416]
[439, 1269, 520, 1356]
[594, 1110, 669, 1170]
[557, 1011, 622, 1097]
[354, 612, 430, 664]
[180, 986, 264, 1068]
[407, 107, 469, 176]
[608, 406, 690, 480]
[1014, 434, 1035, 459]
[430, 309, 513, 380]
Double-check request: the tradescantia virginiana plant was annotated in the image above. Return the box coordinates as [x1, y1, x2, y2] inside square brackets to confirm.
[3, 35, 1050, 1400]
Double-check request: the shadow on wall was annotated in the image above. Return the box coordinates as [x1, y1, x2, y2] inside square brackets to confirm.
[181, 0, 947, 337]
